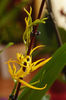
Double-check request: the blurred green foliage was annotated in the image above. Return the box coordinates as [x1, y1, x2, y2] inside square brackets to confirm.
[0, 0, 29, 44]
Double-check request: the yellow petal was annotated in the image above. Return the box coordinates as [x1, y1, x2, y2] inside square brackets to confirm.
[30, 45, 45, 55]
[30, 6, 32, 15]
[15, 68, 23, 78]
[32, 57, 52, 71]
[31, 58, 45, 71]
[8, 63, 13, 76]
[20, 80, 40, 90]
[13, 64, 16, 74]
[25, 17, 28, 27]
[24, 8, 30, 16]
[6, 59, 19, 64]
[19, 79, 47, 90]
[16, 53, 24, 62]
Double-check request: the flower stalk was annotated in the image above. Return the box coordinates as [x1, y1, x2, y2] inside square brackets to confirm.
[27, 0, 46, 55]
[9, 0, 46, 100]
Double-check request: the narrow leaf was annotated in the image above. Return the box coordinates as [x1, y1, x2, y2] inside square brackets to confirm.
[18, 43, 66, 100]
[0, 42, 14, 53]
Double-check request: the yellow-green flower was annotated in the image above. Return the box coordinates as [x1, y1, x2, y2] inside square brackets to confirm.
[7, 45, 51, 90]
[23, 7, 47, 48]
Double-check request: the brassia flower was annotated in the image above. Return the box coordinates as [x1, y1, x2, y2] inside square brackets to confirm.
[7, 45, 51, 90]
[23, 7, 47, 48]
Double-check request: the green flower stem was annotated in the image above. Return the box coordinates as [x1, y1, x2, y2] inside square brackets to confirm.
[14, 82, 21, 100]
[8, 81, 17, 100]
[27, 0, 46, 55]
[12, 81, 17, 95]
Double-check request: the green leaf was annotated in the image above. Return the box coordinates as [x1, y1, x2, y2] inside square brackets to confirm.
[18, 43, 66, 100]
[59, 27, 66, 43]
[0, 42, 14, 53]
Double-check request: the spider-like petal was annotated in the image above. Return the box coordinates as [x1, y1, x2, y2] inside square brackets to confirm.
[13, 64, 16, 74]
[30, 45, 45, 55]
[16, 53, 24, 61]
[24, 6, 32, 16]
[32, 57, 52, 71]
[6, 59, 19, 64]
[31, 58, 45, 71]
[25, 17, 28, 27]
[20, 80, 40, 90]
[19, 79, 47, 90]
[24, 8, 30, 16]
[30, 6, 32, 15]
[8, 62, 13, 77]
[15, 68, 23, 79]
